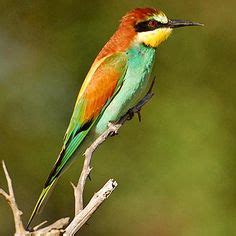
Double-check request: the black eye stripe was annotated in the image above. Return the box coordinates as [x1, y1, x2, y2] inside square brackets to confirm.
[135, 20, 165, 32]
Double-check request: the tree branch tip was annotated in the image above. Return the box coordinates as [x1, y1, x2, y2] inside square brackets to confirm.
[107, 179, 118, 189]
[111, 180, 118, 188]
[101, 179, 118, 192]
[33, 220, 48, 231]
[1, 161, 11, 185]
[1, 160, 6, 167]
[70, 182, 76, 189]
[2, 160, 8, 175]
[36, 217, 70, 233]
[0, 189, 9, 199]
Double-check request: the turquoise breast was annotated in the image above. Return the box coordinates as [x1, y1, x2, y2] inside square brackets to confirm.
[95, 44, 156, 134]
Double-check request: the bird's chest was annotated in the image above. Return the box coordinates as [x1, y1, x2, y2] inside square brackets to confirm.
[127, 44, 156, 70]
[124, 44, 156, 103]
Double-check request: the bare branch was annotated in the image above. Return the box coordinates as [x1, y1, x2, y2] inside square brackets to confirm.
[73, 121, 121, 215]
[32, 221, 48, 231]
[65, 179, 117, 235]
[35, 218, 70, 234]
[0, 161, 26, 236]
[0, 162, 69, 235]
[0, 189, 8, 199]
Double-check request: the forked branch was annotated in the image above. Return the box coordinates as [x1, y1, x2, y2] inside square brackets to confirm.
[0, 161, 26, 235]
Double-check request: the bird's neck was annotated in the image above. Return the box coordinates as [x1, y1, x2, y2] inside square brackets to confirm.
[96, 25, 136, 61]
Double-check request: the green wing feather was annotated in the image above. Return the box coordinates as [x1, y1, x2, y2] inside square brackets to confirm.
[27, 52, 127, 228]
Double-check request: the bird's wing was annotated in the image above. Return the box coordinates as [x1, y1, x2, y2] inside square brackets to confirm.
[46, 52, 128, 186]
[64, 53, 127, 145]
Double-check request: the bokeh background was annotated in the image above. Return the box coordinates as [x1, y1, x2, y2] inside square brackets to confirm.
[0, 0, 235, 235]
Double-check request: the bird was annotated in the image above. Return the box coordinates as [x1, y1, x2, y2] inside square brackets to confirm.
[27, 7, 203, 228]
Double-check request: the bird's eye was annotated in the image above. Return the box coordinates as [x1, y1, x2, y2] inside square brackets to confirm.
[135, 20, 161, 32]
[148, 20, 158, 29]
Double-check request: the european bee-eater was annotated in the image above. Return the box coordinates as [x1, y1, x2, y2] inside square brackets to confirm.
[27, 7, 202, 227]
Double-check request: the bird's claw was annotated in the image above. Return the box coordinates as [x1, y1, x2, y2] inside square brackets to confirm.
[127, 109, 135, 120]
[137, 109, 142, 122]
[127, 108, 142, 122]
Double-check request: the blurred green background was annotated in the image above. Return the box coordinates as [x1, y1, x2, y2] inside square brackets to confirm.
[0, 0, 235, 235]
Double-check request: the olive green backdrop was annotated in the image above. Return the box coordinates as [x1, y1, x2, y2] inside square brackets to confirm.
[0, 0, 235, 235]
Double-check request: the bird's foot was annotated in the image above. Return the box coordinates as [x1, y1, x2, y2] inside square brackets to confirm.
[127, 109, 135, 120]
[136, 109, 142, 122]
[127, 108, 142, 122]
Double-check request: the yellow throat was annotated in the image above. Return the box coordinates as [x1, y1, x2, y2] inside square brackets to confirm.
[137, 27, 173, 48]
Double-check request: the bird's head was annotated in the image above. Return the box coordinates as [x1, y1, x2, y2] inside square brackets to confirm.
[120, 8, 203, 48]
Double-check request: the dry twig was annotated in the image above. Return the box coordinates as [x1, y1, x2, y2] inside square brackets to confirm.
[0, 161, 26, 236]
[0, 160, 69, 235]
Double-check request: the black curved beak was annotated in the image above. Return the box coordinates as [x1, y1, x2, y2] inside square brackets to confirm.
[168, 19, 204, 28]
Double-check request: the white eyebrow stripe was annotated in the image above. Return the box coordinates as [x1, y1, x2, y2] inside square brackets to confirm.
[153, 13, 168, 24]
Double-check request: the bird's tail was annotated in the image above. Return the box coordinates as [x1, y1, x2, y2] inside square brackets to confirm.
[26, 178, 57, 230]
[26, 129, 91, 229]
